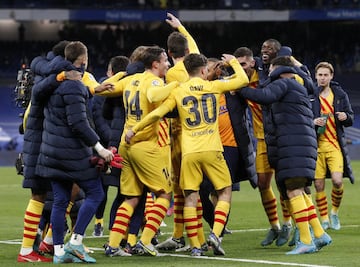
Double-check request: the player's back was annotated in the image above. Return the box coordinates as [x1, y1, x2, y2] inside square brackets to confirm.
[166, 61, 189, 84]
[121, 71, 163, 144]
[174, 77, 224, 156]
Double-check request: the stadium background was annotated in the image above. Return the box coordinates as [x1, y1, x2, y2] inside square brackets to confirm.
[1, 0, 360, 165]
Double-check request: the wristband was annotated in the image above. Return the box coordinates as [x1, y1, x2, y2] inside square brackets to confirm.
[94, 141, 104, 153]
[56, 71, 66, 82]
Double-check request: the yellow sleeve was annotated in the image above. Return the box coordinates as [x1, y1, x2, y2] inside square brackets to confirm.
[82, 71, 99, 95]
[178, 25, 200, 54]
[213, 58, 249, 92]
[147, 81, 178, 103]
[294, 74, 304, 85]
[96, 75, 130, 97]
[102, 71, 126, 84]
[22, 102, 31, 131]
[133, 95, 176, 133]
[166, 62, 189, 83]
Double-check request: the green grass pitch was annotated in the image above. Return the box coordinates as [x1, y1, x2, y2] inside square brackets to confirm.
[0, 161, 359, 267]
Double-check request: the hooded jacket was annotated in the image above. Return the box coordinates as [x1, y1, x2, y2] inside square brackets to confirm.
[239, 66, 318, 184]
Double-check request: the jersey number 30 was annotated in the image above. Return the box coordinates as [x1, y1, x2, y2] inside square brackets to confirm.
[183, 93, 217, 127]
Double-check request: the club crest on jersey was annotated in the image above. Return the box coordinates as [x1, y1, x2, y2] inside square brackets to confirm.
[216, 152, 223, 161]
[152, 80, 160, 86]
[132, 80, 140, 86]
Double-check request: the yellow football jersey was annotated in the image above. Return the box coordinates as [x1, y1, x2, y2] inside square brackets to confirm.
[82, 71, 99, 95]
[133, 58, 249, 155]
[318, 90, 340, 152]
[246, 71, 264, 139]
[166, 25, 200, 84]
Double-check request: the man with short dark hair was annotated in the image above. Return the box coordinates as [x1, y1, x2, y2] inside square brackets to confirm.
[155, 12, 202, 252]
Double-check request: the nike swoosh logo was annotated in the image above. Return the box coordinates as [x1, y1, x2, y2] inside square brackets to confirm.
[22, 257, 41, 262]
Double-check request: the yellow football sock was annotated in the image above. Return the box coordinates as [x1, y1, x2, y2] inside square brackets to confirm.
[183, 206, 201, 249]
[331, 185, 344, 214]
[109, 202, 134, 248]
[213, 200, 230, 237]
[260, 187, 280, 229]
[303, 193, 324, 238]
[21, 199, 44, 250]
[172, 191, 185, 239]
[196, 198, 205, 245]
[140, 197, 169, 245]
[127, 233, 137, 247]
[290, 194, 312, 245]
[315, 191, 329, 222]
[95, 218, 104, 225]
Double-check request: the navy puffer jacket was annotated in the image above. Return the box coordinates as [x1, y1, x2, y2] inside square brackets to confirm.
[90, 95, 111, 146]
[239, 67, 317, 183]
[23, 54, 74, 187]
[36, 78, 100, 181]
[94, 96, 125, 187]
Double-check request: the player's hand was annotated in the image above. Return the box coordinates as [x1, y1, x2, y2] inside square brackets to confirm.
[166, 12, 181, 29]
[98, 148, 114, 162]
[110, 153, 124, 169]
[65, 70, 82, 81]
[314, 116, 327, 126]
[125, 129, 135, 144]
[221, 54, 235, 65]
[336, 112, 347, 121]
[94, 83, 114, 93]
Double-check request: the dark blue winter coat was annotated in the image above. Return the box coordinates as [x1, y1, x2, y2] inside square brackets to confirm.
[90, 95, 111, 146]
[239, 67, 318, 185]
[36, 77, 100, 181]
[90, 95, 125, 187]
[22, 53, 74, 189]
[224, 92, 257, 188]
[312, 81, 355, 184]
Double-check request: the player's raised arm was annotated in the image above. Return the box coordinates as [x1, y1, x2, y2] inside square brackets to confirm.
[212, 54, 249, 92]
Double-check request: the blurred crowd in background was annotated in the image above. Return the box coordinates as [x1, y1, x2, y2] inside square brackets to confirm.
[2, 0, 360, 157]
[1, 20, 360, 81]
[1, 0, 360, 9]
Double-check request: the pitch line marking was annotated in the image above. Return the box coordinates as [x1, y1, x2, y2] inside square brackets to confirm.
[161, 253, 335, 267]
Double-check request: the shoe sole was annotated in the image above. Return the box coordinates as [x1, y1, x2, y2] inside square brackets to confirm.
[54, 255, 83, 263]
[67, 249, 96, 263]
[286, 246, 317, 255]
[17, 257, 52, 263]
